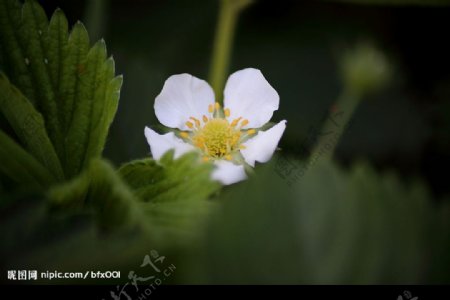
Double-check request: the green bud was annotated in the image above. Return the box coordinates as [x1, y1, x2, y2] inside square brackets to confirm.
[340, 43, 392, 97]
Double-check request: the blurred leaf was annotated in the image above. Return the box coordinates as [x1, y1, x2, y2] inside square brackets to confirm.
[428, 200, 450, 283]
[49, 159, 143, 232]
[9, 153, 221, 274]
[0, 130, 56, 190]
[0, 73, 64, 180]
[194, 157, 438, 284]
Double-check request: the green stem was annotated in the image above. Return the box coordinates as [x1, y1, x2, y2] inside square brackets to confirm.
[209, 0, 252, 102]
[84, 0, 108, 41]
[309, 88, 360, 164]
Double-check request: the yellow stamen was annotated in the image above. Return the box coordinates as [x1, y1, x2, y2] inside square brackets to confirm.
[215, 102, 220, 111]
[224, 108, 230, 117]
[202, 156, 210, 162]
[180, 132, 189, 138]
[240, 119, 249, 127]
[190, 117, 201, 127]
[191, 118, 241, 159]
[225, 154, 232, 161]
[185, 121, 194, 129]
[247, 129, 256, 135]
[202, 115, 209, 123]
[231, 117, 242, 127]
[208, 104, 214, 113]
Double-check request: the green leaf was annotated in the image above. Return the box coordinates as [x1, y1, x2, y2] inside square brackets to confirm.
[119, 151, 220, 203]
[0, 0, 63, 152]
[64, 35, 105, 177]
[119, 152, 221, 244]
[0, 0, 122, 179]
[49, 151, 219, 244]
[0, 73, 64, 180]
[194, 158, 437, 284]
[83, 61, 122, 171]
[49, 159, 143, 232]
[0, 0, 35, 104]
[0, 130, 55, 190]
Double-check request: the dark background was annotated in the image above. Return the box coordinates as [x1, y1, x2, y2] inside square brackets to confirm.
[38, 0, 450, 198]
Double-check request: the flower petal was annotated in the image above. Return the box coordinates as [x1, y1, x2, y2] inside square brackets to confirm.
[144, 127, 195, 160]
[154, 74, 215, 130]
[241, 120, 287, 167]
[224, 68, 280, 129]
[212, 160, 247, 185]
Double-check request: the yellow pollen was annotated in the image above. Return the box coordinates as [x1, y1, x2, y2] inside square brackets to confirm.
[240, 119, 249, 127]
[231, 117, 242, 127]
[247, 129, 256, 135]
[224, 108, 230, 117]
[208, 104, 214, 113]
[202, 115, 209, 123]
[185, 121, 194, 129]
[190, 117, 201, 127]
[191, 118, 241, 159]
[202, 156, 210, 162]
[180, 132, 189, 138]
[225, 155, 232, 161]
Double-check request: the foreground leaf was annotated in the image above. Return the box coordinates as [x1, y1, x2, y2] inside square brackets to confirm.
[0, 130, 55, 190]
[193, 158, 438, 284]
[0, 73, 64, 180]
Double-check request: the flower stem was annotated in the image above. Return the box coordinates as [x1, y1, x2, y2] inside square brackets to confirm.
[209, 0, 252, 102]
[309, 88, 360, 164]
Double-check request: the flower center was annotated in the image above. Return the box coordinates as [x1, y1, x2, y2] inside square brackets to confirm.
[193, 118, 240, 159]
[179, 102, 256, 161]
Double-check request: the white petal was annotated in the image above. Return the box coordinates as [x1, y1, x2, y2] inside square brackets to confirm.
[212, 160, 247, 185]
[144, 127, 195, 160]
[241, 120, 287, 167]
[224, 68, 279, 129]
[154, 74, 215, 130]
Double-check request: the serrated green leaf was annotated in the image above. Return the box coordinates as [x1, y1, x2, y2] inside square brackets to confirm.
[0, 0, 122, 180]
[64, 36, 105, 177]
[0, 73, 64, 180]
[46, 8, 68, 95]
[83, 59, 121, 169]
[0, 0, 35, 103]
[20, 0, 62, 150]
[0, 0, 65, 153]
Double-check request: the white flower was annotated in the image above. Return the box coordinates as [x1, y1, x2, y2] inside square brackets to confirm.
[145, 68, 286, 185]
